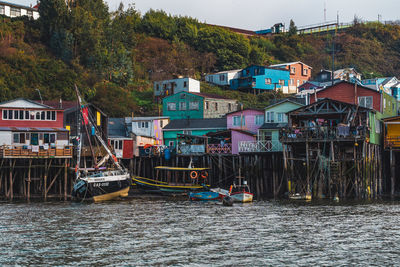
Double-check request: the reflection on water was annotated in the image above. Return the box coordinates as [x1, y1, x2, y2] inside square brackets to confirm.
[1, 199, 400, 266]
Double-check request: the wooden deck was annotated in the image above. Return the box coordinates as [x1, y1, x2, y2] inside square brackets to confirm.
[0, 146, 73, 158]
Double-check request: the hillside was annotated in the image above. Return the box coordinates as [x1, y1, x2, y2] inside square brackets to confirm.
[1, 0, 400, 117]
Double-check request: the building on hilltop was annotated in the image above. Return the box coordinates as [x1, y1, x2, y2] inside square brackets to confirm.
[205, 69, 241, 87]
[154, 77, 200, 98]
[162, 91, 238, 120]
[269, 61, 312, 94]
[229, 65, 290, 94]
[0, 1, 39, 19]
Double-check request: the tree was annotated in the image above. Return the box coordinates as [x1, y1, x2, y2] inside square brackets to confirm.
[288, 19, 297, 36]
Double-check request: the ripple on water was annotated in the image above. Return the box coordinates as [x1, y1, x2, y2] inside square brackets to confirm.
[1, 200, 400, 266]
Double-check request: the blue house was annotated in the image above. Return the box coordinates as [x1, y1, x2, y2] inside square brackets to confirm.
[230, 65, 290, 93]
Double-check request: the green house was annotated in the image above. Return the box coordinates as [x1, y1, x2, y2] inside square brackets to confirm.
[162, 92, 238, 120]
[258, 99, 304, 151]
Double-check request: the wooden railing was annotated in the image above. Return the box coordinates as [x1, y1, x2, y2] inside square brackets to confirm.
[385, 137, 400, 149]
[238, 140, 282, 153]
[207, 144, 232, 154]
[0, 146, 73, 158]
[280, 126, 368, 142]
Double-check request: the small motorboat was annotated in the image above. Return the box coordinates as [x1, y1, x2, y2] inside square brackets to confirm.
[228, 170, 253, 203]
[189, 191, 221, 201]
[210, 187, 230, 198]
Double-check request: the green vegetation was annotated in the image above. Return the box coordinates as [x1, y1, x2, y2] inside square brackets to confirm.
[1, 1, 400, 117]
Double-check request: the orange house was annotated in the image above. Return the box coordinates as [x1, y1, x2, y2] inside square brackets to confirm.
[270, 61, 312, 94]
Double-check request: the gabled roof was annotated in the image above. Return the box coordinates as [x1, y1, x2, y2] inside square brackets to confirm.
[163, 118, 226, 131]
[0, 1, 38, 11]
[264, 98, 304, 110]
[288, 98, 374, 116]
[381, 77, 398, 87]
[269, 61, 313, 69]
[207, 69, 242, 75]
[0, 98, 56, 109]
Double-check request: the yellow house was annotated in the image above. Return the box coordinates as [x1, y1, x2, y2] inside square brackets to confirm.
[383, 116, 400, 149]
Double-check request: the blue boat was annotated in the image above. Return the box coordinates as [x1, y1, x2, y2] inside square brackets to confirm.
[189, 191, 221, 201]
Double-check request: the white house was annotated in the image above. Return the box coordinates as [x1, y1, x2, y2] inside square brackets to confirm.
[125, 116, 169, 145]
[0, 1, 39, 20]
[205, 69, 241, 86]
[154, 78, 200, 97]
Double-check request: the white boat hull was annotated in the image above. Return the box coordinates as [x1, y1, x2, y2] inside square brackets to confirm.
[230, 192, 253, 203]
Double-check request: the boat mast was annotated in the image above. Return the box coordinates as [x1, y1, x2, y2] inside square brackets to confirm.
[74, 85, 83, 179]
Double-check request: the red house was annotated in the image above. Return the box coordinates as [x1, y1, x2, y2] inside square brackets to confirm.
[0, 99, 70, 151]
[309, 80, 396, 115]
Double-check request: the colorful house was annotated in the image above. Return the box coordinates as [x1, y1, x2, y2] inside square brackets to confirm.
[162, 92, 238, 120]
[226, 109, 264, 154]
[0, 98, 70, 154]
[315, 68, 362, 83]
[162, 118, 226, 151]
[0, 1, 39, 19]
[154, 77, 200, 97]
[205, 69, 241, 86]
[229, 65, 290, 93]
[309, 80, 398, 118]
[240, 99, 304, 153]
[269, 61, 312, 94]
[108, 118, 133, 159]
[362, 77, 400, 101]
[383, 116, 400, 149]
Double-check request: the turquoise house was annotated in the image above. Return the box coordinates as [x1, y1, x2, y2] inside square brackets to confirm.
[258, 99, 304, 151]
[162, 118, 226, 149]
[162, 92, 238, 120]
[230, 65, 290, 92]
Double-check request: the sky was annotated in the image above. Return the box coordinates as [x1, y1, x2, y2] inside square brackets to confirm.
[18, 0, 400, 30]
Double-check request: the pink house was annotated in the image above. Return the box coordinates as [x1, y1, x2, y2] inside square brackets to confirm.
[226, 109, 264, 154]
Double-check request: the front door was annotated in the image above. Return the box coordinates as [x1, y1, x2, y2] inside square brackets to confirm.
[31, 133, 39, 146]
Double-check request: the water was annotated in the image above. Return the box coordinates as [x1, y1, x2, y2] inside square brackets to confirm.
[1, 199, 400, 266]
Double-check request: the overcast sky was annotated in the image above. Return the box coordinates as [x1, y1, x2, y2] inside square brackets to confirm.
[19, 0, 399, 30]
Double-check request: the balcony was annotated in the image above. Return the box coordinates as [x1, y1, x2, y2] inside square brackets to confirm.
[238, 140, 282, 153]
[0, 145, 73, 158]
[385, 136, 400, 149]
[207, 144, 232, 154]
[280, 125, 367, 143]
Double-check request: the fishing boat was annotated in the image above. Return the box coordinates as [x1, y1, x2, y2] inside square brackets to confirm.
[228, 169, 253, 203]
[132, 165, 210, 195]
[71, 86, 131, 202]
[188, 191, 221, 201]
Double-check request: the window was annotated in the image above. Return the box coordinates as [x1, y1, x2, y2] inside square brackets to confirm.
[183, 130, 192, 135]
[0, 5, 4, 15]
[31, 133, 39, 145]
[375, 118, 381, 134]
[183, 81, 187, 88]
[169, 141, 175, 147]
[290, 79, 294, 86]
[2, 110, 7, 119]
[277, 113, 287, 122]
[8, 110, 13, 120]
[233, 116, 241, 126]
[228, 103, 232, 112]
[27, 10, 33, 18]
[160, 120, 164, 128]
[215, 102, 218, 111]
[297, 80, 300, 87]
[156, 84, 159, 91]
[358, 96, 373, 109]
[51, 111, 56, 121]
[219, 75, 225, 81]
[13, 133, 19, 143]
[25, 111, 29, 120]
[138, 122, 149, 128]
[384, 98, 387, 109]
[46, 111, 51, 120]
[279, 80, 285, 85]
[189, 101, 199, 110]
[179, 102, 187, 110]
[265, 78, 272, 85]
[255, 115, 264, 125]
[262, 131, 272, 141]
[266, 111, 274, 122]
[291, 67, 296, 74]
[41, 111, 45, 120]
[205, 101, 209, 110]
[10, 7, 21, 17]
[209, 76, 213, 82]
[19, 110, 23, 120]
[303, 68, 308, 75]
[36, 111, 40, 120]
[167, 102, 176, 111]
[321, 73, 328, 80]
[14, 110, 18, 120]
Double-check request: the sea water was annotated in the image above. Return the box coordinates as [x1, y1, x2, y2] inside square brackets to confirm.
[1, 199, 400, 266]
